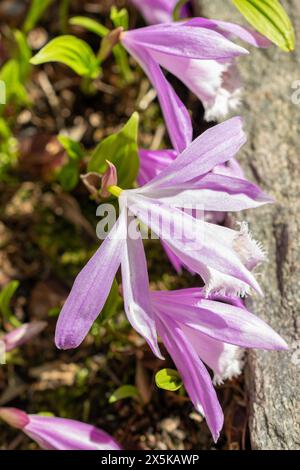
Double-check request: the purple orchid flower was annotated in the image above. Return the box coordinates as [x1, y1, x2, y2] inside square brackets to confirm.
[121, 18, 270, 138]
[129, 0, 191, 25]
[55, 117, 272, 355]
[137, 97, 245, 273]
[1, 322, 47, 352]
[151, 288, 288, 441]
[138, 147, 245, 272]
[0, 408, 121, 450]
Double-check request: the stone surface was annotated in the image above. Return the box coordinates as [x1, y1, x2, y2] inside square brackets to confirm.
[195, 0, 300, 450]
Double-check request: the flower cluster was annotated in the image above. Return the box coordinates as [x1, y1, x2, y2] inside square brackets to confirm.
[53, 8, 287, 443]
[1, 1, 289, 450]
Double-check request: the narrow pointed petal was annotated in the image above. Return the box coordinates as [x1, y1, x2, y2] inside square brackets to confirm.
[121, 211, 163, 359]
[55, 212, 127, 350]
[122, 41, 192, 153]
[123, 23, 248, 60]
[186, 18, 272, 48]
[140, 117, 246, 191]
[153, 291, 288, 350]
[142, 173, 273, 212]
[0, 408, 121, 450]
[25, 416, 121, 450]
[124, 191, 262, 294]
[2, 322, 47, 352]
[156, 317, 224, 442]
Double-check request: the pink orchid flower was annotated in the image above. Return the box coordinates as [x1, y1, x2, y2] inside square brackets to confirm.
[137, 95, 245, 273]
[1, 322, 47, 352]
[138, 147, 245, 272]
[0, 408, 121, 450]
[151, 288, 288, 441]
[129, 0, 191, 25]
[121, 18, 270, 140]
[55, 117, 272, 357]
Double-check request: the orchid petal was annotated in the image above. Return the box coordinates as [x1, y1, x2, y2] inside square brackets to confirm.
[123, 23, 249, 60]
[140, 173, 273, 212]
[55, 211, 127, 350]
[156, 316, 224, 442]
[186, 18, 272, 48]
[124, 191, 262, 294]
[121, 211, 163, 359]
[140, 117, 246, 191]
[152, 291, 288, 350]
[122, 41, 192, 153]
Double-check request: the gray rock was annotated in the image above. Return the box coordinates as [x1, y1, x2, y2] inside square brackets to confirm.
[195, 0, 300, 450]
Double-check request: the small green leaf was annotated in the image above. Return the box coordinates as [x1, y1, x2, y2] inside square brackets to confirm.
[109, 385, 140, 404]
[58, 160, 79, 191]
[30, 36, 101, 79]
[23, 0, 54, 34]
[155, 368, 183, 392]
[110, 6, 129, 30]
[0, 60, 28, 106]
[232, 0, 295, 51]
[88, 112, 139, 189]
[0, 281, 20, 327]
[14, 30, 32, 81]
[58, 135, 84, 161]
[69, 16, 109, 38]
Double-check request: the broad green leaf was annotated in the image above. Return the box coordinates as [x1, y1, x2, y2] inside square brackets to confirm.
[30, 36, 101, 79]
[232, 0, 295, 51]
[88, 112, 139, 189]
[155, 368, 183, 392]
[110, 6, 129, 30]
[58, 135, 84, 160]
[23, 0, 54, 34]
[69, 16, 109, 38]
[109, 385, 140, 404]
[0, 281, 20, 325]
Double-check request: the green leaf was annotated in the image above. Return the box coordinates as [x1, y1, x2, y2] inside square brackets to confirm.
[58, 135, 84, 161]
[69, 16, 109, 38]
[232, 0, 295, 51]
[30, 35, 101, 79]
[0, 281, 20, 326]
[155, 368, 183, 392]
[58, 161, 79, 191]
[0, 59, 29, 106]
[57, 135, 85, 191]
[88, 112, 139, 189]
[109, 385, 140, 404]
[23, 0, 54, 34]
[14, 30, 32, 81]
[110, 6, 129, 30]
